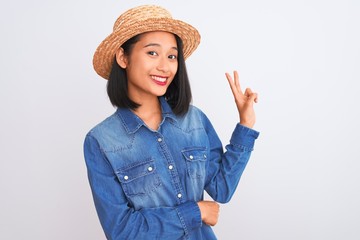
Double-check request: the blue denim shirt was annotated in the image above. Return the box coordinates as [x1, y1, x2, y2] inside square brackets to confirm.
[84, 97, 259, 240]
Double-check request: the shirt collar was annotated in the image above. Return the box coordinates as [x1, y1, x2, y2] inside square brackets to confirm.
[116, 97, 177, 134]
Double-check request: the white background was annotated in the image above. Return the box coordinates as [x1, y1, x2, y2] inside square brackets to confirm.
[1, 0, 359, 239]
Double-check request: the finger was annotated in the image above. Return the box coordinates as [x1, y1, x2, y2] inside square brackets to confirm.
[252, 93, 258, 103]
[248, 92, 258, 103]
[233, 71, 243, 94]
[244, 88, 252, 96]
[244, 88, 258, 102]
[225, 72, 239, 98]
[225, 72, 234, 87]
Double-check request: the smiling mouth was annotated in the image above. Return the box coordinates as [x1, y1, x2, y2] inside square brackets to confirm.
[151, 75, 168, 85]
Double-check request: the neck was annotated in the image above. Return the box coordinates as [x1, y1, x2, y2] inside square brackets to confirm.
[132, 96, 162, 130]
[133, 96, 161, 114]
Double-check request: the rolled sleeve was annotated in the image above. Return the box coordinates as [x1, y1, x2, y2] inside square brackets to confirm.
[176, 201, 202, 234]
[230, 124, 260, 150]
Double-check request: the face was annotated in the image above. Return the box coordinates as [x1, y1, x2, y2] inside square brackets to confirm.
[117, 31, 178, 103]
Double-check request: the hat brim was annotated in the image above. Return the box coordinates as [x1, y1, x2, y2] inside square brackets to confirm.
[93, 18, 201, 80]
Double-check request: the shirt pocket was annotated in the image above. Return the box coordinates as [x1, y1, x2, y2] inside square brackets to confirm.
[116, 158, 162, 197]
[181, 147, 207, 179]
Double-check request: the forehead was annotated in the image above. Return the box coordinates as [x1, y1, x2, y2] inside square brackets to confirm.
[137, 31, 177, 44]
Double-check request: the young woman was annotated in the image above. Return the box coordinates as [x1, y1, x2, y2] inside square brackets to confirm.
[84, 5, 259, 240]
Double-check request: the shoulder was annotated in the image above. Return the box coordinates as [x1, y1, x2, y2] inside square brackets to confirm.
[85, 110, 136, 152]
[186, 104, 211, 122]
[86, 111, 123, 141]
[173, 104, 211, 131]
[186, 104, 206, 117]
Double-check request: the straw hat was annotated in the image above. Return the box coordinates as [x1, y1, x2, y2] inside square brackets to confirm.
[93, 5, 201, 80]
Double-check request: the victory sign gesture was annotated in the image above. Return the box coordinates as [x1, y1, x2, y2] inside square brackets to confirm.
[225, 71, 258, 129]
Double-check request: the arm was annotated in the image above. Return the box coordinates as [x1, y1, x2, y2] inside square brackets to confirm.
[203, 116, 259, 203]
[84, 134, 202, 240]
[204, 71, 259, 203]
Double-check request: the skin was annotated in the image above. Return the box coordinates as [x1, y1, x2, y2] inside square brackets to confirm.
[116, 31, 258, 226]
[225, 71, 258, 129]
[116, 31, 178, 130]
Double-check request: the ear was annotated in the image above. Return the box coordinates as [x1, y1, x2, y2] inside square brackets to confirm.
[115, 47, 127, 69]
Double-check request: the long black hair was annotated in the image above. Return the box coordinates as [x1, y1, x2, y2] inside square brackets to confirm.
[107, 33, 192, 116]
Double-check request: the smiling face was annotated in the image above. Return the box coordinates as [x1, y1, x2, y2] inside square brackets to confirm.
[116, 31, 178, 104]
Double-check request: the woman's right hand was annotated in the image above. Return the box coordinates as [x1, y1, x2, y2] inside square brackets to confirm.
[197, 201, 220, 226]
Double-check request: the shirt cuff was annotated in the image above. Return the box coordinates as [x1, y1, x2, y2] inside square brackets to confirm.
[230, 124, 260, 150]
[176, 201, 202, 234]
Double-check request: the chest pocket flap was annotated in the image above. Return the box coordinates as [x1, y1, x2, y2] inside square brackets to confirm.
[182, 147, 207, 179]
[116, 159, 161, 196]
[181, 148, 207, 162]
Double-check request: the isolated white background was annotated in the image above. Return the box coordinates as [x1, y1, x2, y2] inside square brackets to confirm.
[1, 0, 359, 239]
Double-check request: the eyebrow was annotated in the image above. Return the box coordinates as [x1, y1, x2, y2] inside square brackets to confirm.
[144, 43, 178, 51]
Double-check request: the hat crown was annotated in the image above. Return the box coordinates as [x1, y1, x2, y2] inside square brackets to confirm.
[113, 5, 172, 32]
[93, 4, 200, 80]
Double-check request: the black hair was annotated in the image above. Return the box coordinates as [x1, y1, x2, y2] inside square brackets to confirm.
[107, 34, 192, 116]
[107, 34, 141, 110]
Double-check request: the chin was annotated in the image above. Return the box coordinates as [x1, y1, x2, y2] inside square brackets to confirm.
[153, 89, 168, 97]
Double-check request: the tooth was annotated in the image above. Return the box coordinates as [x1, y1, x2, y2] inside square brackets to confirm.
[153, 76, 166, 82]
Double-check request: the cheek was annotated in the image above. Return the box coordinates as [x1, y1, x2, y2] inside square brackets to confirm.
[171, 62, 178, 75]
[126, 58, 148, 75]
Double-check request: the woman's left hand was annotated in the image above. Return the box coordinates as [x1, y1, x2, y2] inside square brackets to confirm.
[225, 71, 258, 129]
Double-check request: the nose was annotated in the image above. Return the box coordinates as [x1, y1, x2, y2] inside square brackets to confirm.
[156, 56, 170, 72]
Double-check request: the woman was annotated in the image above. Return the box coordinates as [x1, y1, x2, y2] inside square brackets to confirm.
[84, 5, 259, 240]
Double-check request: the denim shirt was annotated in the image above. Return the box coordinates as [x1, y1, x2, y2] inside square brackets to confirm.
[84, 97, 259, 240]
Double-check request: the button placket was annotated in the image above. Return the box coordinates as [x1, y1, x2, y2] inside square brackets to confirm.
[156, 132, 184, 204]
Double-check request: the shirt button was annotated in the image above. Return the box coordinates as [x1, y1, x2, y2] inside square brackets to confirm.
[157, 138, 162, 142]
[189, 155, 194, 160]
[168, 165, 173, 170]
[147, 166, 153, 172]
[124, 175, 129, 180]
[204, 154, 207, 159]
[177, 193, 182, 198]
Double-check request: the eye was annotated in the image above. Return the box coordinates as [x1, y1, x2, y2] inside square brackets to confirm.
[168, 54, 177, 60]
[147, 51, 158, 56]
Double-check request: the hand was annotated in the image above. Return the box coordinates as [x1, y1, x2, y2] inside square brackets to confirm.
[197, 201, 220, 226]
[225, 71, 258, 128]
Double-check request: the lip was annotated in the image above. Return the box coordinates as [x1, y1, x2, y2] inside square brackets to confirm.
[151, 75, 168, 86]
